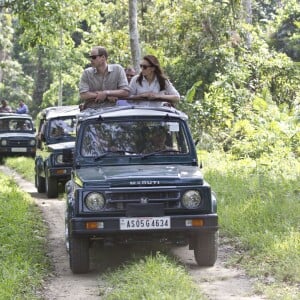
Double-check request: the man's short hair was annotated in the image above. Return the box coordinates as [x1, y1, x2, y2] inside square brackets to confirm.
[95, 46, 108, 59]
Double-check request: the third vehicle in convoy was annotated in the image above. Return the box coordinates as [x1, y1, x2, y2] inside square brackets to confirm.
[0, 112, 36, 163]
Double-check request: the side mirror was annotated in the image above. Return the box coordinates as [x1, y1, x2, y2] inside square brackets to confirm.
[63, 149, 74, 163]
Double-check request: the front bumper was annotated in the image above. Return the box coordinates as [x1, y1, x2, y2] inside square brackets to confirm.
[0, 147, 36, 156]
[70, 214, 218, 239]
[48, 166, 73, 180]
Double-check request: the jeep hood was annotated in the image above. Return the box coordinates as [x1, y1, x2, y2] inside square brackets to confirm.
[0, 132, 35, 138]
[47, 141, 75, 151]
[76, 165, 204, 186]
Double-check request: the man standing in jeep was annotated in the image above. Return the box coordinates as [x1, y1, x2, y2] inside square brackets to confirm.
[79, 46, 130, 109]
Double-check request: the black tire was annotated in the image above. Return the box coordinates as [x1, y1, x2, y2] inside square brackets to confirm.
[193, 231, 218, 266]
[36, 173, 46, 193]
[46, 174, 58, 198]
[69, 237, 89, 274]
[65, 211, 71, 253]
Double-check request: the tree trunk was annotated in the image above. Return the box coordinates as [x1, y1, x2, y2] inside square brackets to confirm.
[242, 0, 252, 48]
[128, 0, 141, 72]
[31, 48, 52, 116]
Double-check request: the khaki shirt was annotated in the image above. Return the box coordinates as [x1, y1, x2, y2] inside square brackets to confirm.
[79, 64, 130, 109]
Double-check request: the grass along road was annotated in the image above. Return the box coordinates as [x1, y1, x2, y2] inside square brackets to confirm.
[2, 152, 300, 299]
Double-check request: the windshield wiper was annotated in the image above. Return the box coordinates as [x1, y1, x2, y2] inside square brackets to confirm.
[141, 149, 181, 159]
[94, 150, 135, 161]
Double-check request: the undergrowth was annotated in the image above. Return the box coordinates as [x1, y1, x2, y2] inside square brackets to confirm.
[201, 150, 300, 299]
[0, 172, 49, 299]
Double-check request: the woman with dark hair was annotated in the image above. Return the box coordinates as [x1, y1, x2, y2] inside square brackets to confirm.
[129, 55, 180, 107]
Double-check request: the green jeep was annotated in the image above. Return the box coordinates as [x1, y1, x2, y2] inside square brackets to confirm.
[64, 105, 218, 273]
[0, 112, 36, 163]
[34, 105, 79, 198]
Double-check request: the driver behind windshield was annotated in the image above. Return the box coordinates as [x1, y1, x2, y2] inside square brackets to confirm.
[143, 126, 171, 153]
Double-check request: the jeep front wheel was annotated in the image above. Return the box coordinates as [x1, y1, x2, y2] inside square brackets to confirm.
[45, 174, 58, 198]
[69, 237, 89, 274]
[35, 173, 46, 193]
[193, 232, 218, 266]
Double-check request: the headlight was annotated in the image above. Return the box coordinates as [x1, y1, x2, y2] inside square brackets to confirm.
[29, 139, 36, 146]
[1, 139, 7, 146]
[182, 190, 202, 209]
[85, 192, 105, 211]
[56, 154, 63, 164]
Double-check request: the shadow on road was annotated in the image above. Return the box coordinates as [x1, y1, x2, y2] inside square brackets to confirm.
[88, 241, 177, 274]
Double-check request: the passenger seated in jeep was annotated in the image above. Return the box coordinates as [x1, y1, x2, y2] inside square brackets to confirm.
[50, 119, 74, 138]
[16, 120, 31, 131]
[143, 126, 171, 153]
[51, 126, 64, 137]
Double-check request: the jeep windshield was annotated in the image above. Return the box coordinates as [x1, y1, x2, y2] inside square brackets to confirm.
[80, 120, 190, 158]
[0, 117, 33, 132]
[47, 116, 77, 141]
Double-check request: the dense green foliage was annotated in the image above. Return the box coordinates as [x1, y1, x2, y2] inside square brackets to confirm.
[202, 151, 300, 299]
[1, 0, 299, 156]
[0, 172, 48, 299]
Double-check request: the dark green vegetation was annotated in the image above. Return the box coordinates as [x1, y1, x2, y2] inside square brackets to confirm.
[0, 170, 49, 299]
[202, 151, 300, 299]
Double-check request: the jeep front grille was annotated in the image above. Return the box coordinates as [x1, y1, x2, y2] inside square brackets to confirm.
[107, 190, 180, 209]
[8, 140, 30, 147]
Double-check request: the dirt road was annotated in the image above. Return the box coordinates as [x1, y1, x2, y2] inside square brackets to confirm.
[1, 166, 265, 300]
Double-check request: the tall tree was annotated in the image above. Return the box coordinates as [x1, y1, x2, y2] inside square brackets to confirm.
[242, 0, 252, 48]
[128, 0, 141, 72]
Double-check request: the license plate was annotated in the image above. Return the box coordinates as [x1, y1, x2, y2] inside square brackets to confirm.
[120, 216, 170, 230]
[11, 147, 27, 152]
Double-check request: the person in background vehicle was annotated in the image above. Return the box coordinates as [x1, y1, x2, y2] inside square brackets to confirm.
[0, 100, 13, 113]
[129, 55, 180, 107]
[117, 67, 136, 106]
[16, 100, 29, 114]
[125, 66, 136, 83]
[79, 46, 130, 110]
[16, 120, 31, 130]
